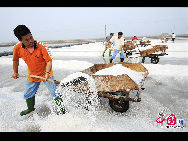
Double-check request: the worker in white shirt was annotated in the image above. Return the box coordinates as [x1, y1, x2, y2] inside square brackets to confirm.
[108, 32, 124, 63]
[171, 33, 176, 43]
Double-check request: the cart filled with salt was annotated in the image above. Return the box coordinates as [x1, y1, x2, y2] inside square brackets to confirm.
[58, 62, 148, 113]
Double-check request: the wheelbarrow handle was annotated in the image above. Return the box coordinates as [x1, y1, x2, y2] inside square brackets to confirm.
[9, 74, 60, 85]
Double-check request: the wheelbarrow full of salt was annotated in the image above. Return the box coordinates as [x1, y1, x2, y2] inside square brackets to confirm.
[60, 62, 148, 113]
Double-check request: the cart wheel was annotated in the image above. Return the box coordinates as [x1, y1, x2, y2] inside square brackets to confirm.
[109, 99, 129, 113]
[151, 57, 159, 64]
[125, 51, 132, 57]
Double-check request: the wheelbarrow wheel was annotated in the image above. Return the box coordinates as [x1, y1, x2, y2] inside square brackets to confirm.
[151, 56, 159, 64]
[109, 99, 129, 113]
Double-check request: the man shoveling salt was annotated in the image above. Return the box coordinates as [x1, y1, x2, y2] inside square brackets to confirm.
[11, 25, 65, 116]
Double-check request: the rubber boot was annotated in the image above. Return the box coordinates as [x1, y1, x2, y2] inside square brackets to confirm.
[20, 96, 35, 116]
[54, 97, 66, 115]
[120, 58, 124, 62]
[102, 51, 105, 57]
[109, 50, 112, 57]
[110, 58, 113, 63]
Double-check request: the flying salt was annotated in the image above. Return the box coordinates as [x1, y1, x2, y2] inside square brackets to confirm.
[57, 72, 99, 112]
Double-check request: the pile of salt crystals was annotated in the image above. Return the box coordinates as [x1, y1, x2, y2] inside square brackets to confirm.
[93, 64, 146, 87]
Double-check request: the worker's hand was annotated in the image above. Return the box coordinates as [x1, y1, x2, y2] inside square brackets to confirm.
[118, 51, 121, 54]
[12, 73, 19, 79]
[44, 72, 50, 81]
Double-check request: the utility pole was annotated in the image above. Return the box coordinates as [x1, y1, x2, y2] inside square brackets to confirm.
[174, 25, 175, 33]
[105, 24, 106, 38]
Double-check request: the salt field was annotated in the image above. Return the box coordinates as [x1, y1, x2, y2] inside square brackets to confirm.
[0, 38, 187, 132]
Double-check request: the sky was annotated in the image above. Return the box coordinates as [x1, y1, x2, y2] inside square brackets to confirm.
[0, 7, 187, 43]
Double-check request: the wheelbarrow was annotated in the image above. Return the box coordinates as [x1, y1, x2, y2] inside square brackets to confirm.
[140, 45, 168, 64]
[60, 62, 149, 113]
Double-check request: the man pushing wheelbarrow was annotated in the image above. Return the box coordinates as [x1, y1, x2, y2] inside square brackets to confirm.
[11, 25, 65, 116]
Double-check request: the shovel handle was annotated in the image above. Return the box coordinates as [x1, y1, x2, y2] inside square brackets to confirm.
[9, 74, 60, 85]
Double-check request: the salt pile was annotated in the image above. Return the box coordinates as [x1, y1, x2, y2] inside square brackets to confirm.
[93, 64, 146, 86]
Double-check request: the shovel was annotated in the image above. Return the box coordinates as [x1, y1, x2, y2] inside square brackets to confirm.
[9, 74, 60, 86]
[9, 74, 87, 88]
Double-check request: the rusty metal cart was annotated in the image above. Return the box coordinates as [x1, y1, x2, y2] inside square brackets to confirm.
[61, 62, 148, 113]
[138, 40, 151, 47]
[140, 45, 168, 64]
[123, 44, 168, 64]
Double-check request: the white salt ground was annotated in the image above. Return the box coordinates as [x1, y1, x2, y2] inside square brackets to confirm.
[0, 39, 188, 132]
